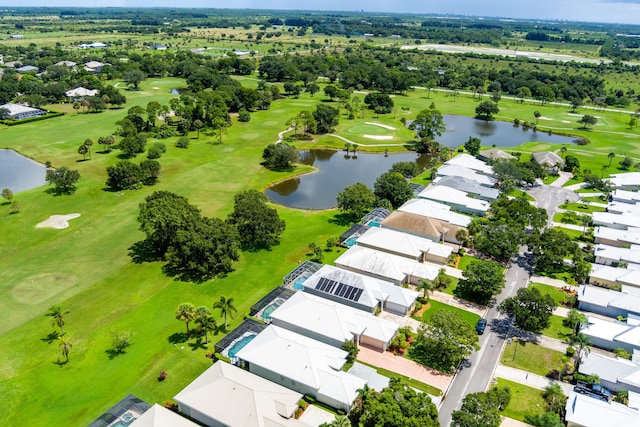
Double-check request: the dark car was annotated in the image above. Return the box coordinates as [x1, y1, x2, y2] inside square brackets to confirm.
[475, 318, 487, 335]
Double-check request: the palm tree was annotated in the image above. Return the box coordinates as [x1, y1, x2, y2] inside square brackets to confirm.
[542, 383, 566, 415]
[175, 303, 196, 338]
[534, 110, 541, 124]
[419, 279, 436, 301]
[213, 296, 237, 330]
[560, 146, 567, 159]
[199, 316, 216, 345]
[83, 138, 93, 159]
[567, 309, 588, 336]
[608, 152, 616, 167]
[195, 306, 214, 341]
[58, 335, 72, 363]
[45, 304, 69, 335]
[330, 415, 351, 427]
[571, 333, 591, 369]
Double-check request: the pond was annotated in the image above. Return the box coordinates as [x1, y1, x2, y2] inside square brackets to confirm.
[436, 114, 578, 148]
[0, 149, 47, 193]
[265, 150, 432, 210]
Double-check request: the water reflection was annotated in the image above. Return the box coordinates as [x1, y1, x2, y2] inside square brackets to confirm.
[0, 149, 47, 193]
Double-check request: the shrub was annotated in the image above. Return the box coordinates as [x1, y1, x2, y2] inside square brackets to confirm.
[566, 347, 575, 357]
[158, 370, 167, 381]
[163, 400, 178, 411]
[147, 147, 162, 159]
[238, 109, 251, 122]
[414, 301, 423, 312]
[175, 136, 190, 148]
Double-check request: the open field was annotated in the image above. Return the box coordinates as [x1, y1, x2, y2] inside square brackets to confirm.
[496, 378, 546, 422]
[419, 300, 481, 328]
[501, 341, 565, 377]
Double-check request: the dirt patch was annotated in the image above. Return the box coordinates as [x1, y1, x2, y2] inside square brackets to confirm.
[36, 214, 81, 229]
[11, 273, 78, 304]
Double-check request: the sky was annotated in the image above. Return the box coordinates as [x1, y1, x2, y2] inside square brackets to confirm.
[2, 0, 640, 25]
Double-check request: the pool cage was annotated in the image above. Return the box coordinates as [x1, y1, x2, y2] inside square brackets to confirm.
[361, 207, 391, 225]
[213, 318, 267, 355]
[87, 394, 151, 427]
[282, 260, 322, 287]
[249, 286, 296, 318]
[339, 224, 368, 246]
[409, 183, 426, 197]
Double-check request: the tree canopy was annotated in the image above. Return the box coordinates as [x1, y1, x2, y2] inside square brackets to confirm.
[313, 104, 339, 134]
[262, 142, 299, 170]
[475, 100, 500, 121]
[373, 172, 413, 209]
[452, 387, 511, 427]
[455, 259, 505, 305]
[409, 310, 480, 373]
[336, 182, 376, 219]
[498, 287, 557, 333]
[409, 107, 446, 143]
[45, 167, 80, 195]
[226, 190, 285, 251]
[364, 92, 394, 114]
[464, 137, 481, 156]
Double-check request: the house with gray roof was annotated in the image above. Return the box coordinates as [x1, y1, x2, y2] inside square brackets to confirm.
[578, 285, 640, 319]
[478, 148, 516, 162]
[16, 65, 38, 73]
[579, 352, 640, 394]
[565, 390, 640, 427]
[435, 164, 496, 187]
[532, 151, 563, 173]
[418, 185, 490, 216]
[0, 103, 46, 120]
[356, 226, 452, 264]
[432, 175, 500, 201]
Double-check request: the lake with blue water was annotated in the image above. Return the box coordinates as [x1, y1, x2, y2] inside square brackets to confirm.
[0, 149, 47, 193]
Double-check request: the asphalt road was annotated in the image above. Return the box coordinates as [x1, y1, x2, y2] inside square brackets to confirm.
[527, 184, 580, 226]
[438, 251, 532, 426]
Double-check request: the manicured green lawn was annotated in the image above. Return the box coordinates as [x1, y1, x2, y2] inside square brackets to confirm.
[457, 255, 479, 271]
[555, 227, 590, 241]
[420, 300, 481, 328]
[542, 315, 572, 341]
[441, 276, 459, 296]
[507, 189, 535, 201]
[562, 202, 606, 213]
[501, 341, 565, 377]
[528, 283, 568, 306]
[496, 378, 546, 422]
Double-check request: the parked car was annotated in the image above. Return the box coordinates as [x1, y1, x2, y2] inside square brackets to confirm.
[475, 318, 487, 335]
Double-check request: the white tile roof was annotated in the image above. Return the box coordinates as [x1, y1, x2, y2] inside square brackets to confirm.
[607, 173, 640, 188]
[130, 404, 199, 427]
[335, 245, 441, 284]
[174, 361, 308, 427]
[270, 292, 399, 346]
[0, 103, 44, 116]
[565, 391, 640, 427]
[418, 185, 490, 213]
[595, 227, 640, 246]
[436, 164, 496, 187]
[613, 189, 640, 204]
[235, 326, 366, 409]
[532, 151, 563, 166]
[608, 202, 640, 215]
[444, 153, 494, 174]
[303, 265, 418, 311]
[595, 244, 640, 265]
[579, 352, 640, 386]
[356, 227, 453, 260]
[397, 198, 472, 227]
[582, 317, 631, 342]
[65, 87, 99, 97]
[593, 212, 640, 230]
[589, 265, 640, 287]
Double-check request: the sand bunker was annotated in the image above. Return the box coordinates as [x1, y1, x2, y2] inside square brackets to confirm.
[36, 214, 81, 229]
[561, 120, 571, 123]
[539, 117, 553, 121]
[365, 122, 396, 130]
[363, 135, 394, 140]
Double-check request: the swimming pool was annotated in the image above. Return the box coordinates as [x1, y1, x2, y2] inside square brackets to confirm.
[227, 334, 256, 359]
[344, 237, 357, 247]
[261, 299, 284, 321]
[367, 220, 381, 227]
[293, 273, 312, 290]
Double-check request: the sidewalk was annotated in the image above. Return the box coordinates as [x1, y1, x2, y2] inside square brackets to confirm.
[530, 275, 577, 291]
[551, 221, 584, 231]
[495, 364, 574, 395]
[550, 171, 573, 188]
[431, 291, 486, 316]
[501, 417, 531, 427]
[537, 335, 569, 353]
[441, 264, 464, 279]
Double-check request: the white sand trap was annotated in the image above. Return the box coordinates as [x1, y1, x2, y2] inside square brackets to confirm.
[364, 135, 394, 140]
[561, 120, 571, 123]
[568, 112, 600, 119]
[37, 214, 81, 229]
[365, 122, 396, 130]
[152, 86, 160, 89]
[539, 116, 553, 121]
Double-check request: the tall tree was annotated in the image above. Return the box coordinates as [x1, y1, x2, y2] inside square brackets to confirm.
[608, 152, 616, 167]
[566, 308, 588, 336]
[262, 143, 299, 170]
[475, 101, 500, 121]
[213, 296, 237, 330]
[409, 310, 479, 373]
[498, 287, 557, 333]
[83, 138, 93, 159]
[45, 167, 81, 195]
[464, 137, 481, 156]
[77, 144, 88, 161]
[409, 108, 446, 152]
[124, 69, 146, 90]
[45, 304, 69, 335]
[336, 182, 376, 220]
[2, 188, 13, 202]
[452, 387, 511, 427]
[175, 303, 196, 338]
[226, 190, 285, 251]
[373, 172, 413, 209]
[541, 383, 567, 416]
[578, 114, 598, 129]
[313, 104, 339, 134]
[455, 259, 505, 305]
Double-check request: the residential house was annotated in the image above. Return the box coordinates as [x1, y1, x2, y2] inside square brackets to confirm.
[564, 390, 640, 427]
[444, 153, 494, 175]
[302, 265, 418, 316]
[580, 317, 640, 354]
[594, 244, 640, 268]
[16, 65, 38, 73]
[397, 198, 472, 227]
[130, 404, 199, 427]
[0, 103, 46, 120]
[607, 173, 640, 190]
[612, 189, 640, 204]
[84, 61, 105, 73]
[269, 291, 399, 351]
[148, 43, 167, 50]
[435, 164, 496, 187]
[579, 352, 640, 394]
[478, 148, 516, 162]
[608, 202, 640, 215]
[578, 285, 640, 318]
[335, 245, 441, 285]
[65, 87, 99, 99]
[589, 264, 640, 289]
[381, 211, 467, 244]
[595, 227, 640, 248]
[235, 325, 367, 413]
[532, 151, 564, 173]
[175, 361, 308, 427]
[418, 185, 490, 216]
[593, 212, 640, 230]
[80, 42, 108, 48]
[431, 175, 500, 201]
[356, 227, 452, 264]
[54, 60, 77, 68]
